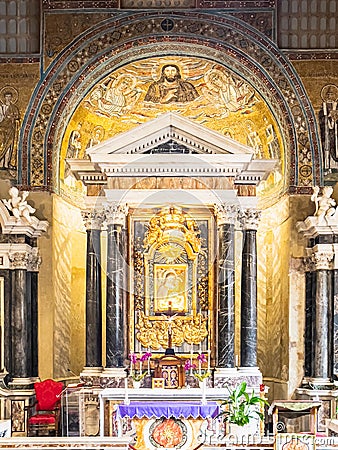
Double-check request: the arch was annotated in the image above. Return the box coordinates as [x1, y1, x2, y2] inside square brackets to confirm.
[19, 11, 322, 193]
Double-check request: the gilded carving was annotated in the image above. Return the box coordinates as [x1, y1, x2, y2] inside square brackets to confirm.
[144, 206, 201, 255]
[132, 207, 211, 351]
[136, 311, 208, 350]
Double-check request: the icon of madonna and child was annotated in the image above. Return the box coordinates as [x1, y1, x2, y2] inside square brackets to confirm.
[154, 266, 188, 314]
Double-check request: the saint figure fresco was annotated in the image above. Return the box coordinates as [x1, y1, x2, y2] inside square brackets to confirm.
[0, 88, 20, 170]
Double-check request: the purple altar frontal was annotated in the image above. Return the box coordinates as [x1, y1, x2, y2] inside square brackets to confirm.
[116, 401, 220, 420]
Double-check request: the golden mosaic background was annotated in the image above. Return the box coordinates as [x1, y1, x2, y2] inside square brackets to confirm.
[60, 56, 284, 194]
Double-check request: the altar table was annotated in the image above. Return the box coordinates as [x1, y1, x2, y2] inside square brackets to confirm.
[114, 401, 220, 450]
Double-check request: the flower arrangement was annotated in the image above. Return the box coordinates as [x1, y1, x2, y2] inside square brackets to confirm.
[129, 351, 152, 381]
[185, 352, 211, 381]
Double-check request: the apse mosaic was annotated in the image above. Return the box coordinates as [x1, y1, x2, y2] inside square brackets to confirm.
[60, 56, 284, 194]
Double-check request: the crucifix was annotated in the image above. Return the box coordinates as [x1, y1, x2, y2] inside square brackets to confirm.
[163, 303, 177, 355]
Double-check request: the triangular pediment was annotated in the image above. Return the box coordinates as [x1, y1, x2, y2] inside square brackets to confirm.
[67, 112, 277, 187]
[87, 112, 253, 158]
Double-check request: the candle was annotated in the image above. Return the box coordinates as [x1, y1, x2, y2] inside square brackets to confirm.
[147, 348, 150, 376]
[235, 354, 239, 367]
[190, 344, 193, 375]
[130, 359, 133, 377]
[139, 353, 142, 376]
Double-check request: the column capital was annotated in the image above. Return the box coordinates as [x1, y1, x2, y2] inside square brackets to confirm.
[82, 209, 105, 230]
[27, 247, 42, 272]
[303, 254, 315, 272]
[213, 204, 238, 226]
[104, 203, 129, 227]
[239, 208, 261, 230]
[8, 251, 30, 270]
[311, 249, 334, 270]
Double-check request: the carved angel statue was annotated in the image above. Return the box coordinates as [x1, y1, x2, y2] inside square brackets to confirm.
[311, 185, 336, 221]
[3, 186, 36, 223]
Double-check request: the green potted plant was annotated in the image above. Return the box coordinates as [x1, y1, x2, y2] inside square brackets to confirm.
[218, 381, 269, 437]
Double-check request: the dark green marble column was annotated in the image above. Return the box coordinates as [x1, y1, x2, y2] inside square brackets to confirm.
[240, 209, 261, 368]
[312, 250, 333, 380]
[214, 204, 237, 368]
[105, 204, 128, 368]
[82, 210, 103, 369]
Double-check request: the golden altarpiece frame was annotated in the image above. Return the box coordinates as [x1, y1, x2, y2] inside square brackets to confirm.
[129, 205, 214, 362]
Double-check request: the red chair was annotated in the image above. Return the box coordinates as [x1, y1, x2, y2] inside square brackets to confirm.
[27, 379, 64, 436]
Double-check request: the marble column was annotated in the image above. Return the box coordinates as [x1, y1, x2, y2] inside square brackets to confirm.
[334, 267, 338, 374]
[312, 250, 334, 380]
[82, 210, 104, 369]
[304, 256, 316, 378]
[105, 203, 128, 368]
[8, 252, 31, 380]
[214, 204, 237, 368]
[239, 209, 261, 367]
[28, 248, 41, 378]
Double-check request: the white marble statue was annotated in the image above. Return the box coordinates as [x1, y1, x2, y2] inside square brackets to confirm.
[3, 186, 36, 223]
[311, 185, 336, 221]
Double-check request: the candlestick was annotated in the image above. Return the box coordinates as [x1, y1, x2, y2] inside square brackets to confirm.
[147, 347, 150, 376]
[198, 352, 202, 375]
[207, 349, 210, 372]
[235, 354, 239, 368]
[139, 353, 142, 376]
[130, 360, 133, 377]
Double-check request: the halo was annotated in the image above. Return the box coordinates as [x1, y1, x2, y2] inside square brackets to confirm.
[321, 84, 338, 103]
[204, 68, 226, 88]
[93, 125, 105, 139]
[0, 86, 19, 104]
[150, 60, 185, 81]
[113, 73, 136, 92]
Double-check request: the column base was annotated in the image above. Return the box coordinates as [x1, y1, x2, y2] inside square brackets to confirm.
[214, 366, 262, 389]
[100, 367, 127, 388]
[80, 367, 103, 387]
[301, 376, 334, 390]
[8, 377, 39, 390]
[296, 385, 338, 433]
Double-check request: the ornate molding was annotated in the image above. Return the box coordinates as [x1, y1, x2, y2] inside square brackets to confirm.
[81, 209, 105, 230]
[104, 203, 129, 226]
[239, 208, 261, 230]
[213, 204, 239, 226]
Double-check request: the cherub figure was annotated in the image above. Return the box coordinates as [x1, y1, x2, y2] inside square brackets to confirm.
[3, 186, 36, 223]
[311, 185, 336, 221]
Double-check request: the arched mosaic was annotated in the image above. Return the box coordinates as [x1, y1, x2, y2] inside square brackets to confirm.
[19, 11, 322, 193]
[60, 56, 284, 196]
